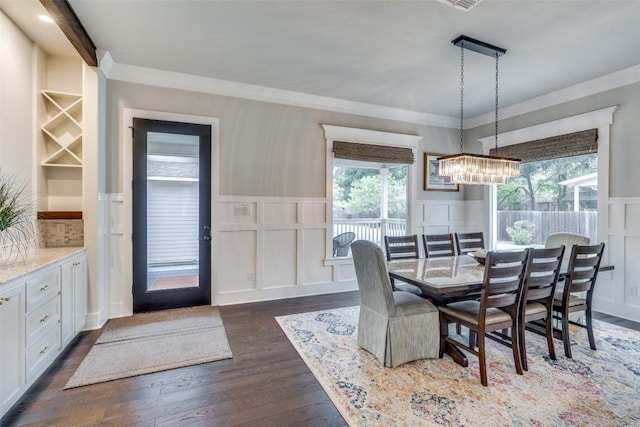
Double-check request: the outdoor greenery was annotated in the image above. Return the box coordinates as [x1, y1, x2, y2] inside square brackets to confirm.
[333, 165, 407, 218]
[498, 154, 597, 211]
[506, 220, 536, 245]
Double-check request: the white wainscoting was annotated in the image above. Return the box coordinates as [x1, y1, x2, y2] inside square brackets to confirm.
[213, 197, 357, 305]
[593, 197, 640, 322]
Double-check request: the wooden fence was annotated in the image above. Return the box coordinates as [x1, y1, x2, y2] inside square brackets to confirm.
[497, 211, 597, 245]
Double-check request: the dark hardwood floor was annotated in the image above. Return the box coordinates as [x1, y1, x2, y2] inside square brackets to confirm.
[2, 291, 360, 427]
[2, 291, 638, 426]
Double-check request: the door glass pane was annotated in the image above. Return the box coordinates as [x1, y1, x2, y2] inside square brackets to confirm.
[146, 131, 200, 291]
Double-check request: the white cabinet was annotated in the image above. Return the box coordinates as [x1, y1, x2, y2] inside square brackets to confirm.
[0, 282, 25, 416]
[60, 254, 87, 347]
[0, 249, 87, 421]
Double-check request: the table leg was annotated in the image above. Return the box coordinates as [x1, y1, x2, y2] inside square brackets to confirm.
[444, 341, 468, 367]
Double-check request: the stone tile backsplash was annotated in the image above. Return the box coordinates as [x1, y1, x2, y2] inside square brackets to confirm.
[37, 220, 84, 247]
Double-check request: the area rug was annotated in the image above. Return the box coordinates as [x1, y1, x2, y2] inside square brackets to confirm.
[65, 306, 232, 389]
[276, 306, 640, 426]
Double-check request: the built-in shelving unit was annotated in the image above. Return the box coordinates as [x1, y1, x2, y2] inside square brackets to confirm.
[40, 90, 83, 168]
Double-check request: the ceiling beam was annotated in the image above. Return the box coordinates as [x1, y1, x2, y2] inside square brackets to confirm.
[39, 0, 97, 66]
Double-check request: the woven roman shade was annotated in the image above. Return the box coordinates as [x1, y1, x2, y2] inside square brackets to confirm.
[333, 141, 415, 164]
[489, 129, 597, 163]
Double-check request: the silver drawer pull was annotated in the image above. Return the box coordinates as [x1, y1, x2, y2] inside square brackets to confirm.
[40, 315, 50, 323]
[40, 284, 50, 291]
[40, 346, 49, 355]
[0, 296, 9, 305]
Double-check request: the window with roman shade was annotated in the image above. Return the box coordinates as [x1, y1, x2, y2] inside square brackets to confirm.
[489, 129, 597, 163]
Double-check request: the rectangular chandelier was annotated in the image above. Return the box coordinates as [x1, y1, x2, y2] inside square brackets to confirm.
[438, 153, 520, 185]
[438, 35, 521, 185]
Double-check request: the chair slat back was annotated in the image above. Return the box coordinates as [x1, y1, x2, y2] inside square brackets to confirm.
[524, 246, 565, 303]
[384, 235, 419, 261]
[480, 250, 530, 313]
[422, 233, 455, 258]
[455, 232, 485, 254]
[563, 243, 605, 300]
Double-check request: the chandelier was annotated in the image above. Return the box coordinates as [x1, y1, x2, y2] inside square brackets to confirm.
[438, 35, 520, 185]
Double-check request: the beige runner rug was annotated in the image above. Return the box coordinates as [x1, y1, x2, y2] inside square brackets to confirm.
[65, 306, 232, 389]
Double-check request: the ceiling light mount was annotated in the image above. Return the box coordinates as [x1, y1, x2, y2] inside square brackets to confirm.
[438, 35, 520, 185]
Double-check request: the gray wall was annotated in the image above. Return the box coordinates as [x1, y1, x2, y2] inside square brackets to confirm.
[463, 81, 640, 200]
[106, 80, 461, 200]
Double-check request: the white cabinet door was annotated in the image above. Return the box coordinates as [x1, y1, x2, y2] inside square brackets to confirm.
[60, 254, 88, 348]
[0, 282, 25, 417]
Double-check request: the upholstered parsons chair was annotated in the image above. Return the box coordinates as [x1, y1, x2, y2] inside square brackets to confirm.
[351, 240, 440, 368]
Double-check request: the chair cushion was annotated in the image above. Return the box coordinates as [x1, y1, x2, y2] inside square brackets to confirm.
[524, 302, 547, 316]
[392, 291, 438, 316]
[439, 300, 512, 326]
[553, 294, 587, 307]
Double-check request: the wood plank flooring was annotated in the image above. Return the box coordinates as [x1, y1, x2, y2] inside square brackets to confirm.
[2, 292, 360, 427]
[2, 291, 638, 426]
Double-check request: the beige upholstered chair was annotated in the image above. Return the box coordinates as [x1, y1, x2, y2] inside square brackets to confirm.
[351, 240, 440, 368]
[545, 232, 589, 259]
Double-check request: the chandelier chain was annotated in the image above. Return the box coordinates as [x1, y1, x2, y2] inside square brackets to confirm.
[495, 53, 499, 151]
[460, 45, 464, 153]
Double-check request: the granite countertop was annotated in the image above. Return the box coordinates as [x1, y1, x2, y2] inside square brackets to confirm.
[0, 247, 86, 287]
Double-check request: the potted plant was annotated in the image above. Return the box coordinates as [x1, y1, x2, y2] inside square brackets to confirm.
[0, 170, 34, 263]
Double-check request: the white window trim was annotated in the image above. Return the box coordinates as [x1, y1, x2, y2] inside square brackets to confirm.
[322, 125, 423, 264]
[477, 106, 617, 249]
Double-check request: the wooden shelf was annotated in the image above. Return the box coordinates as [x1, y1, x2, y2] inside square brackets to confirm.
[37, 211, 83, 220]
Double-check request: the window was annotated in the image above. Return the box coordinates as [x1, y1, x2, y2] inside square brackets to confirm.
[322, 125, 421, 260]
[333, 160, 408, 255]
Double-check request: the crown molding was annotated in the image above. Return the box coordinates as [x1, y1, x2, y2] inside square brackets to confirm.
[98, 52, 457, 128]
[97, 51, 640, 131]
[466, 64, 640, 129]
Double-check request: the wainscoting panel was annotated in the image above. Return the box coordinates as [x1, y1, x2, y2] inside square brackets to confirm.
[262, 229, 297, 289]
[592, 198, 640, 322]
[302, 228, 333, 285]
[263, 202, 297, 225]
[218, 230, 257, 293]
[214, 198, 356, 305]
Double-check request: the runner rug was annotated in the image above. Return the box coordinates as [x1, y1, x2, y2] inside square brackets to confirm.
[65, 306, 232, 389]
[276, 306, 640, 426]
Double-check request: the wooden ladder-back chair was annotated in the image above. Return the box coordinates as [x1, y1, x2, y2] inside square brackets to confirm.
[520, 246, 565, 371]
[454, 232, 485, 255]
[552, 243, 605, 358]
[422, 233, 456, 258]
[383, 235, 422, 296]
[439, 249, 531, 386]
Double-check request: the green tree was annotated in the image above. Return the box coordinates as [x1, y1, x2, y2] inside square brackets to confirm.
[344, 175, 381, 218]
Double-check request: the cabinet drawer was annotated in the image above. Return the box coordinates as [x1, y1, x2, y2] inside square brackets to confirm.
[25, 296, 60, 347]
[26, 268, 60, 312]
[25, 327, 60, 385]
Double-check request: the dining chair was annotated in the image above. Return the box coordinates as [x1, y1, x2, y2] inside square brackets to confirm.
[519, 246, 565, 371]
[552, 243, 605, 358]
[383, 235, 423, 296]
[332, 231, 356, 257]
[351, 240, 440, 367]
[439, 249, 530, 386]
[545, 232, 589, 260]
[454, 232, 485, 255]
[422, 233, 456, 258]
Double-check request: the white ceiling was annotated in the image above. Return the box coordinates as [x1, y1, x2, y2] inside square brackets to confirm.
[3, 0, 640, 121]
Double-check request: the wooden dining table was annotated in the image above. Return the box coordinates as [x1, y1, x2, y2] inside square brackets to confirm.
[387, 254, 614, 366]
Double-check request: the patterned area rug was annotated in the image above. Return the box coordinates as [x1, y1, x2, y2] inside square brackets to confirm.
[276, 306, 640, 426]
